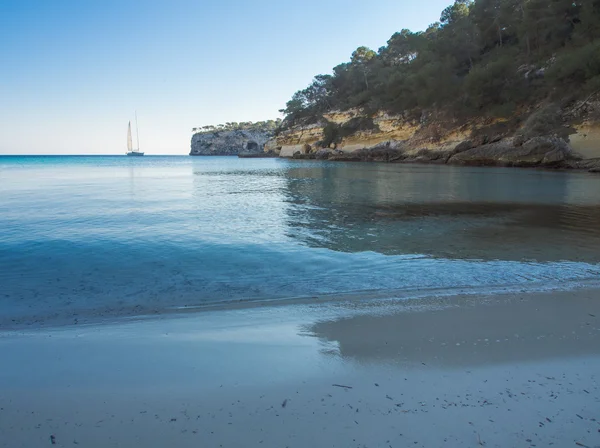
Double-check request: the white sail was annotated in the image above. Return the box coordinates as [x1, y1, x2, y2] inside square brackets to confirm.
[127, 122, 133, 152]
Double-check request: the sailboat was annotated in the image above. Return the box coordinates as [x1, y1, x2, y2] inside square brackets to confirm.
[126, 113, 144, 156]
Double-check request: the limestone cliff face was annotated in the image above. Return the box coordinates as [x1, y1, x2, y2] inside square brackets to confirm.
[269, 109, 477, 158]
[264, 97, 600, 171]
[273, 123, 325, 158]
[190, 130, 271, 156]
[568, 104, 600, 160]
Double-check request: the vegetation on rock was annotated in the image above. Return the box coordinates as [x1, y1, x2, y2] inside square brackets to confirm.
[192, 119, 282, 135]
[280, 0, 600, 128]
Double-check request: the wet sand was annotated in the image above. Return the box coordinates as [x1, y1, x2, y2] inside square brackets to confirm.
[1, 287, 599, 447]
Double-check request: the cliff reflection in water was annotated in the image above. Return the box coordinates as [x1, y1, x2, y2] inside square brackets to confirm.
[307, 291, 600, 368]
[280, 161, 600, 263]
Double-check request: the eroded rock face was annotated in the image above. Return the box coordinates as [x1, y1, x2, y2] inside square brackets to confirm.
[315, 149, 333, 160]
[312, 135, 581, 169]
[448, 136, 572, 167]
[213, 100, 598, 171]
[265, 95, 600, 171]
[563, 158, 600, 172]
[273, 128, 581, 169]
[190, 130, 271, 156]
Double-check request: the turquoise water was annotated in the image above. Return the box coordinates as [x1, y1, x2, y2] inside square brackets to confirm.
[2, 156, 600, 326]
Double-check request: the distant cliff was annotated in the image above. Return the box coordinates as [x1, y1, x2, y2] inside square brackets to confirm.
[190, 129, 272, 156]
[190, 120, 281, 156]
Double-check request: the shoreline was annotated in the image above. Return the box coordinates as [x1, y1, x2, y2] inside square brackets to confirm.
[1, 286, 599, 447]
[283, 151, 600, 173]
[3, 278, 600, 333]
[185, 151, 600, 174]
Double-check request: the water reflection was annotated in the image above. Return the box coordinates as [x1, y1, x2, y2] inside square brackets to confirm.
[306, 293, 600, 367]
[190, 159, 291, 245]
[3, 157, 600, 327]
[279, 162, 600, 262]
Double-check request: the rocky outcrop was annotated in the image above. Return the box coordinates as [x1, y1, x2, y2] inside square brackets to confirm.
[569, 122, 600, 159]
[562, 158, 600, 172]
[448, 136, 572, 167]
[261, 98, 600, 172]
[238, 150, 279, 158]
[267, 112, 501, 162]
[190, 130, 271, 156]
[277, 124, 324, 158]
[298, 136, 575, 168]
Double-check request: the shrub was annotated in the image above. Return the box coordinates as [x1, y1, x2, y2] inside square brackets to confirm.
[322, 122, 341, 148]
[546, 41, 600, 87]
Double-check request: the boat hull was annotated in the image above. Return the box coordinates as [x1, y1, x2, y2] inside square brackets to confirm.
[126, 152, 144, 156]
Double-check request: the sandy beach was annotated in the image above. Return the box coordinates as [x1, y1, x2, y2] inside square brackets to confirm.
[1, 287, 599, 448]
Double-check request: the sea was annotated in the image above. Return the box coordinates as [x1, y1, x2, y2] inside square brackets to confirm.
[2, 155, 600, 326]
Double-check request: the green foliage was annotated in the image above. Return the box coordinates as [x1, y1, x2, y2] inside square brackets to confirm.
[545, 41, 600, 88]
[192, 119, 282, 135]
[464, 48, 527, 112]
[585, 75, 600, 95]
[341, 117, 378, 134]
[280, 0, 597, 129]
[320, 117, 379, 148]
[321, 123, 341, 147]
[379, 30, 424, 66]
[575, 0, 600, 41]
[279, 75, 333, 126]
[518, 104, 563, 139]
[351, 46, 377, 65]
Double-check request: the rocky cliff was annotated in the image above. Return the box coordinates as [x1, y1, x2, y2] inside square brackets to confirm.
[190, 130, 272, 156]
[264, 97, 600, 172]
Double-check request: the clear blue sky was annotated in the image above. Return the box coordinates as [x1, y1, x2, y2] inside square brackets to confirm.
[0, 0, 451, 155]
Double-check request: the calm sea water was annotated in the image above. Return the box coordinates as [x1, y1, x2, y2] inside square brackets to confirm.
[2, 156, 600, 326]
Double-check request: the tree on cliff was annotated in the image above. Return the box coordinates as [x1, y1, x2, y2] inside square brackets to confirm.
[192, 120, 282, 135]
[280, 0, 600, 127]
[351, 46, 377, 90]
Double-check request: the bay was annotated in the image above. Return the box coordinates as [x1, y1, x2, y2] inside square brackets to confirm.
[1, 156, 600, 326]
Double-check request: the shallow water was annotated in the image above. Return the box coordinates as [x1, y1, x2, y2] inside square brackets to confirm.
[1, 156, 600, 325]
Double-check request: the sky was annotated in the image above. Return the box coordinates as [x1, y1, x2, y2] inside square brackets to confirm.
[0, 0, 452, 155]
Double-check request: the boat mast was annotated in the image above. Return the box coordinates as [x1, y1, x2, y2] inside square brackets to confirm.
[127, 121, 133, 153]
[135, 111, 140, 152]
